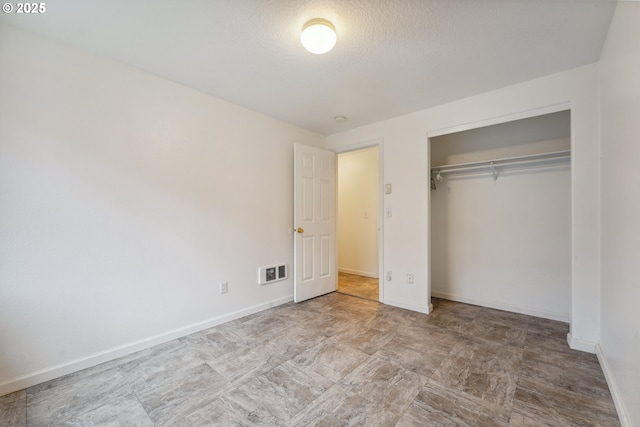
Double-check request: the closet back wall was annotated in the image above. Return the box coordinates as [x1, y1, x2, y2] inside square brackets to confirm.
[430, 112, 571, 321]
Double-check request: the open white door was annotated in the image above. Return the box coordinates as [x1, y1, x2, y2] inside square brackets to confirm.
[293, 143, 336, 302]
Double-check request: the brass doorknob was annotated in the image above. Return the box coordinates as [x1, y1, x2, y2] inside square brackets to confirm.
[296, 227, 304, 234]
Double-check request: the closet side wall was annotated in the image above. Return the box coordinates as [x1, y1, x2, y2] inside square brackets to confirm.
[430, 114, 571, 321]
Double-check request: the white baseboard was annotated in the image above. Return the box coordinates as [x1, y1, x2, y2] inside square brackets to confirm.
[566, 333, 596, 354]
[384, 297, 432, 314]
[596, 344, 631, 427]
[431, 291, 570, 323]
[338, 268, 379, 279]
[0, 295, 293, 397]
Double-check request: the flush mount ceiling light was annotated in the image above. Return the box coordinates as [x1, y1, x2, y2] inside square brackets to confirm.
[301, 18, 336, 54]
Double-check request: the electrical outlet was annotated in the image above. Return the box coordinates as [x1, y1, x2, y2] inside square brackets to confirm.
[386, 271, 392, 281]
[220, 281, 228, 294]
[385, 207, 392, 218]
[407, 273, 414, 284]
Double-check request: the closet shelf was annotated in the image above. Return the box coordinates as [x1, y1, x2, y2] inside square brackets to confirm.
[431, 150, 570, 177]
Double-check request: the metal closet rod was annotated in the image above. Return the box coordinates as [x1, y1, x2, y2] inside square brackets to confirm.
[431, 150, 571, 175]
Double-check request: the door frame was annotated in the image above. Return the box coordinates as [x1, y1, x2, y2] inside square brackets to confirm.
[334, 138, 384, 303]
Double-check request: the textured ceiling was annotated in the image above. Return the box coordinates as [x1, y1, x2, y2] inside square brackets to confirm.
[0, 0, 616, 135]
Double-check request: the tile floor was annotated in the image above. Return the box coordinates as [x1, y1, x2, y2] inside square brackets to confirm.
[0, 294, 621, 426]
[337, 272, 379, 301]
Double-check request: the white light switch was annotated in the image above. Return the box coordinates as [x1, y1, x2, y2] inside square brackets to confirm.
[385, 184, 392, 194]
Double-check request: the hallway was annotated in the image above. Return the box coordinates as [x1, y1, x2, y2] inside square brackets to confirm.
[337, 272, 379, 301]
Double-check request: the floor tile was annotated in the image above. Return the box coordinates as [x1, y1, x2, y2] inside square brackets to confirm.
[375, 332, 453, 378]
[291, 341, 370, 383]
[0, 390, 25, 427]
[252, 324, 328, 360]
[475, 307, 533, 327]
[397, 382, 510, 427]
[61, 394, 154, 427]
[524, 330, 575, 355]
[296, 311, 360, 339]
[431, 298, 483, 317]
[523, 332, 603, 368]
[519, 353, 612, 400]
[6, 293, 621, 426]
[114, 339, 184, 367]
[228, 310, 291, 342]
[289, 383, 401, 427]
[513, 376, 620, 427]
[328, 324, 395, 355]
[341, 354, 427, 413]
[236, 360, 334, 423]
[422, 310, 477, 335]
[430, 336, 522, 407]
[526, 317, 569, 339]
[366, 305, 425, 332]
[394, 323, 462, 352]
[332, 299, 382, 321]
[508, 409, 569, 426]
[184, 325, 247, 364]
[298, 292, 351, 312]
[207, 345, 287, 387]
[464, 316, 528, 348]
[328, 303, 380, 324]
[271, 302, 326, 324]
[26, 364, 132, 426]
[185, 391, 280, 426]
[118, 344, 228, 426]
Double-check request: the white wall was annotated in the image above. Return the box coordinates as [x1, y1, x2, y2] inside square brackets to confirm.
[0, 24, 324, 395]
[327, 64, 601, 346]
[598, 3, 640, 425]
[337, 147, 379, 277]
[430, 169, 571, 321]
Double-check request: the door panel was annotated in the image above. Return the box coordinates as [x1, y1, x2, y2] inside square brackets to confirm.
[294, 143, 336, 302]
[320, 235, 331, 277]
[302, 236, 314, 281]
[302, 177, 314, 221]
[320, 179, 330, 220]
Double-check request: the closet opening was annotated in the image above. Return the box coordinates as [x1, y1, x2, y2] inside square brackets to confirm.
[429, 110, 572, 322]
[337, 146, 380, 302]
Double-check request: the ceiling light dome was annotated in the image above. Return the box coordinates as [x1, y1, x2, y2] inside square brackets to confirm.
[301, 18, 336, 54]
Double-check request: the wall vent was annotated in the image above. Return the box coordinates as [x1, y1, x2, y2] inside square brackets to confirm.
[258, 264, 288, 285]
